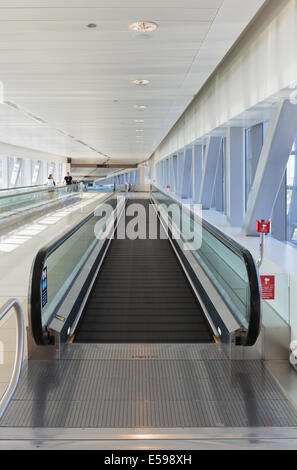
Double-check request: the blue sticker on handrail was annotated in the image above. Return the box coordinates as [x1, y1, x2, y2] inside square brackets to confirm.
[41, 267, 47, 308]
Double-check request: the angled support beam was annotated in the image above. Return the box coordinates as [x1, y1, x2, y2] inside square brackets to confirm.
[192, 144, 203, 204]
[271, 174, 287, 241]
[199, 136, 222, 209]
[243, 99, 297, 235]
[181, 147, 193, 199]
[226, 128, 245, 226]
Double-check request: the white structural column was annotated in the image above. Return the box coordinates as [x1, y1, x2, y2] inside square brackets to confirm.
[214, 143, 224, 212]
[1, 156, 9, 188]
[226, 128, 245, 226]
[168, 156, 174, 193]
[172, 154, 178, 194]
[156, 164, 160, 186]
[181, 146, 193, 199]
[22, 159, 31, 186]
[176, 150, 184, 196]
[192, 144, 203, 204]
[161, 160, 165, 187]
[199, 136, 222, 209]
[243, 99, 297, 236]
[164, 158, 169, 188]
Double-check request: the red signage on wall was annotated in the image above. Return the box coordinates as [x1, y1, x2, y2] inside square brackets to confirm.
[256, 220, 271, 234]
[260, 275, 275, 300]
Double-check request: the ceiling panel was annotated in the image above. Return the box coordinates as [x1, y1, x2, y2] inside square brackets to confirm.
[0, 0, 265, 164]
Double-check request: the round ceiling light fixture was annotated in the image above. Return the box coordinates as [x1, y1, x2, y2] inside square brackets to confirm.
[132, 79, 150, 86]
[87, 23, 97, 28]
[129, 21, 157, 33]
[134, 104, 147, 110]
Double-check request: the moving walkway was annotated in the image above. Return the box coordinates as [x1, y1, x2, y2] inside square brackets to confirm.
[1, 186, 297, 447]
[0, 183, 83, 234]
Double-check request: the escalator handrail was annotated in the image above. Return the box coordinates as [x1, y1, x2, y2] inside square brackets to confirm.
[29, 192, 116, 346]
[0, 183, 81, 201]
[151, 185, 261, 347]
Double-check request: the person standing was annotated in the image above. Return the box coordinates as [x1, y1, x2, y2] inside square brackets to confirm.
[45, 174, 56, 200]
[64, 172, 73, 186]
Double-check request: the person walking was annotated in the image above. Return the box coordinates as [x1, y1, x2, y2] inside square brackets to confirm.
[45, 174, 56, 200]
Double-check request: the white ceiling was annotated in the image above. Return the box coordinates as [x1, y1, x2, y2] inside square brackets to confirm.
[0, 0, 265, 164]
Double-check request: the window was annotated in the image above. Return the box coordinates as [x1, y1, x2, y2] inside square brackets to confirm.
[31, 160, 41, 185]
[245, 121, 268, 206]
[0, 155, 3, 188]
[287, 137, 297, 244]
[8, 157, 22, 187]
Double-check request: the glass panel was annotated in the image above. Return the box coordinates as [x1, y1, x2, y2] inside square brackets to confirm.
[152, 187, 252, 329]
[0, 156, 3, 189]
[0, 185, 79, 222]
[88, 184, 115, 193]
[31, 160, 41, 185]
[287, 138, 297, 244]
[261, 273, 290, 324]
[40, 196, 121, 327]
[8, 158, 22, 188]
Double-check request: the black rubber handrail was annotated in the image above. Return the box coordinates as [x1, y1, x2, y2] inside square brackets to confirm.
[29, 192, 116, 346]
[151, 185, 261, 347]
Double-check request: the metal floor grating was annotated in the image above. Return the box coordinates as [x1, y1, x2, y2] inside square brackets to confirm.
[1, 344, 297, 429]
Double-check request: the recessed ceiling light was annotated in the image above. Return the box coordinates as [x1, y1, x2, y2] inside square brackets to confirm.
[136, 129, 144, 132]
[129, 22, 157, 33]
[132, 79, 150, 86]
[135, 119, 144, 123]
[134, 105, 147, 109]
[87, 23, 97, 28]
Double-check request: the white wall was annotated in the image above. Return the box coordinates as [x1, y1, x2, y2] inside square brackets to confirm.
[148, 0, 297, 344]
[0, 141, 67, 164]
[150, 0, 297, 162]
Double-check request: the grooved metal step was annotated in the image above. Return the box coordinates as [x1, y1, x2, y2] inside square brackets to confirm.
[1, 344, 297, 430]
[75, 199, 214, 344]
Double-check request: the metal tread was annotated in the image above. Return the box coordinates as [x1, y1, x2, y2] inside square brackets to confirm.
[1, 344, 297, 429]
[75, 199, 214, 344]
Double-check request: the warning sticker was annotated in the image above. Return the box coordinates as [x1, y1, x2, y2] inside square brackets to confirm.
[260, 275, 275, 300]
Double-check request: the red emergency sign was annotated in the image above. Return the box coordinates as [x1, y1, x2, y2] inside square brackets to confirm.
[260, 275, 275, 300]
[256, 219, 271, 234]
